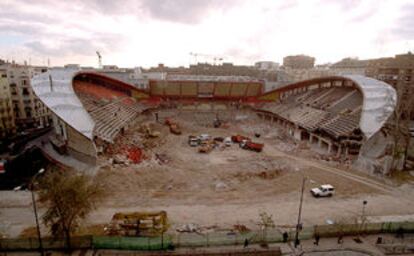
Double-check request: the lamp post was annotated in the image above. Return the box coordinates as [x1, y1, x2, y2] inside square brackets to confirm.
[15, 168, 45, 256]
[358, 200, 368, 237]
[294, 176, 306, 248]
[362, 200, 368, 219]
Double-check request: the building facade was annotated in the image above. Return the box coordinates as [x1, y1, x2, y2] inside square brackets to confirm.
[6, 64, 51, 131]
[365, 52, 414, 120]
[330, 58, 369, 76]
[283, 55, 315, 69]
[0, 76, 15, 138]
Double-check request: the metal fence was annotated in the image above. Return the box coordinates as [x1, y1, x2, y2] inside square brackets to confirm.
[0, 221, 413, 251]
[0, 236, 92, 251]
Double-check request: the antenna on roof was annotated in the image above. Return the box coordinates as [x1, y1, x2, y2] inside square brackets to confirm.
[96, 51, 102, 69]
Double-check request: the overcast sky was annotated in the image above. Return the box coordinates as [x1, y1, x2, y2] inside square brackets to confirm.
[0, 0, 413, 68]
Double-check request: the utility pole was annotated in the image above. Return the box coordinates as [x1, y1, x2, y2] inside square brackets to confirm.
[15, 168, 45, 256]
[294, 176, 306, 248]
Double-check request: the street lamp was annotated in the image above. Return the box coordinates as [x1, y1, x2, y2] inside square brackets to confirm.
[358, 200, 368, 237]
[294, 176, 306, 248]
[362, 200, 368, 219]
[14, 168, 45, 256]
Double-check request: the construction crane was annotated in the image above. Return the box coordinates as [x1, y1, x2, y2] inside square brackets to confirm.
[189, 52, 224, 65]
[96, 51, 102, 69]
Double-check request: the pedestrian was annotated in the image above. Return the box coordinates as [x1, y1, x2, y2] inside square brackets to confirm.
[396, 227, 404, 239]
[155, 112, 159, 122]
[244, 238, 249, 248]
[314, 233, 320, 246]
[337, 234, 343, 244]
[282, 231, 288, 243]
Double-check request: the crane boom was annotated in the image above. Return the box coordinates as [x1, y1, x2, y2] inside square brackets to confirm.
[96, 51, 102, 69]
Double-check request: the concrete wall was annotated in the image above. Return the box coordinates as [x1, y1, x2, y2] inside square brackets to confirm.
[66, 124, 97, 165]
[354, 130, 394, 175]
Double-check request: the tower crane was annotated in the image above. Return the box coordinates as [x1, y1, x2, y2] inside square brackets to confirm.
[189, 52, 225, 65]
[96, 51, 102, 69]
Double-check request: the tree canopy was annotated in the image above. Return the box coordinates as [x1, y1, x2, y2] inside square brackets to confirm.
[38, 169, 106, 248]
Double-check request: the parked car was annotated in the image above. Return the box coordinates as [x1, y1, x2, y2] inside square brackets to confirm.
[310, 184, 335, 197]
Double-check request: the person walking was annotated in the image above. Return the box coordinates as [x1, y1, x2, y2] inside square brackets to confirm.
[314, 233, 320, 246]
[337, 234, 343, 244]
[244, 238, 249, 248]
[282, 231, 288, 243]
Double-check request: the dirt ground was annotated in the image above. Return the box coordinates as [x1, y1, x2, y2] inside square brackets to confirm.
[1, 109, 414, 238]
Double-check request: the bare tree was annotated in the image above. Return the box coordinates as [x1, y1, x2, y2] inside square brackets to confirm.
[258, 211, 275, 245]
[390, 82, 413, 172]
[38, 169, 106, 249]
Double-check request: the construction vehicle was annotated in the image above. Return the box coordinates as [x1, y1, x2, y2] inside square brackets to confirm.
[199, 134, 211, 141]
[213, 137, 224, 142]
[240, 140, 264, 152]
[224, 137, 232, 146]
[188, 135, 200, 146]
[231, 135, 251, 143]
[164, 118, 182, 135]
[141, 124, 160, 138]
[199, 143, 213, 153]
[213, 118, 222, 128]
[105, 211, 168, 237]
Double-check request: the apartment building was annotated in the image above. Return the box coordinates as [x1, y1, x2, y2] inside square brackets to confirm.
[366, 52, 414, 120]
[0, 76, 15, 138]
[283, 55, 315, 69]
[6, 64, 51, 131]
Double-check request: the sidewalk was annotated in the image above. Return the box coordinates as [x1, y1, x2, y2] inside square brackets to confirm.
[5, 234, 414, 255]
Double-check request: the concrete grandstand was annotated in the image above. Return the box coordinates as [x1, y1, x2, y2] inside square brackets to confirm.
[31, 68, 396, 174]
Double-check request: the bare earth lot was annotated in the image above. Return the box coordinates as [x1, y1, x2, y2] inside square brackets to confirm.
[1, 113, 414, 237]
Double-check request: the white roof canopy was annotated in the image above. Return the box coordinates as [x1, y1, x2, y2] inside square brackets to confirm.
[344, 75, 396, 139]
[31, 68, 95, 139]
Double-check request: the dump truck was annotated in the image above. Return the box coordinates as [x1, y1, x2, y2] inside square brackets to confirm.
[165, 118, 182, 135]
[240, 140, 264, 152]
[231, 135, 251, 143]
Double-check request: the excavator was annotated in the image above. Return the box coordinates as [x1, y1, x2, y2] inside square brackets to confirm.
[141, 123, 160, 138]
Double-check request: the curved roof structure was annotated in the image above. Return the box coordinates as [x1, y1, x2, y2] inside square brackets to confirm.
[344, 75, 396, 138]
[32, 69, 396, 142]
[31, 68, 95, 139]
[32, 68, 150, 140]
[261, 75, 396, 139]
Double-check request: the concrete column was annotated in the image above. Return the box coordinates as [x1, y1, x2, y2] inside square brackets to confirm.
[294, 128, 300, 140]
[336, 146, 342, 158]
